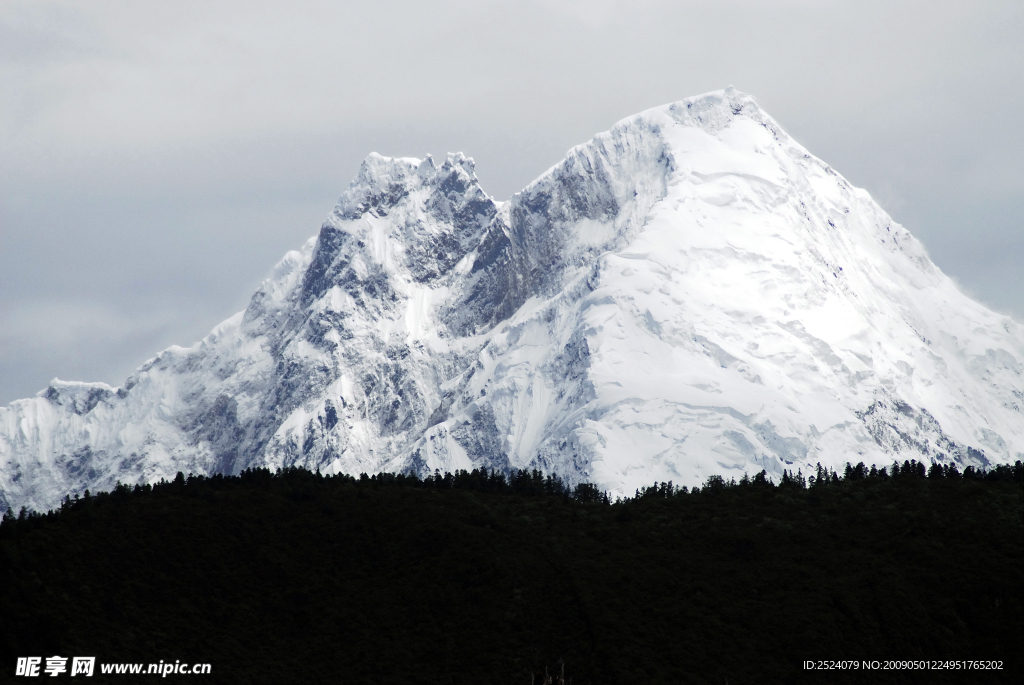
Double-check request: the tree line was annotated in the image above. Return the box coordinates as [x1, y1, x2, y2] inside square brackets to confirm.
[3, 460, 1021, 684]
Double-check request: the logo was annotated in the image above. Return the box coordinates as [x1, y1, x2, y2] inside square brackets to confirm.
[16, 657, 95, 677]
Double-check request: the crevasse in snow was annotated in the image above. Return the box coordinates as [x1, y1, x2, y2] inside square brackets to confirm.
[2, 88, 1022, 513]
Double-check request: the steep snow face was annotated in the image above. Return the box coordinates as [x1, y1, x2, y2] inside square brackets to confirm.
[412, 91, 1023, 494]
[2, 89, 1022, 512]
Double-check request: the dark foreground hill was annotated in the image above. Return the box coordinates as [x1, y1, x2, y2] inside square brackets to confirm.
[2, 462, 1022, 684]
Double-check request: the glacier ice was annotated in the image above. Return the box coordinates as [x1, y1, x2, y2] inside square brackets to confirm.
[3, 89, 1022, 513]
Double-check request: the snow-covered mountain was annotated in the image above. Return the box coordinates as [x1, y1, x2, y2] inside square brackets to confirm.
[3, 88, 1022, 514]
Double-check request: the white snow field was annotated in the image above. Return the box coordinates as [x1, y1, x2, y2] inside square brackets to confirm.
[2, 88, 1022, 513]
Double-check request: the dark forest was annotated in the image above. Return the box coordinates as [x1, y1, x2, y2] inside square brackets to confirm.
[3, 461, 1021, 684]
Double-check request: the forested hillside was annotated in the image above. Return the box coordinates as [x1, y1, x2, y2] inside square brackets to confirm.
[3, 462, 1021, 684]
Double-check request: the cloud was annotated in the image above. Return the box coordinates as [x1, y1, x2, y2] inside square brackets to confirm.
[1, 0, 1021, 403]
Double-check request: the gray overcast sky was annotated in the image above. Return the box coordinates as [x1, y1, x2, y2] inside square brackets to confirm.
[1, 0, 1022, 405]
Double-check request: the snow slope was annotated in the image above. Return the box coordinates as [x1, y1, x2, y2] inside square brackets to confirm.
[3, 88, 1022, 513]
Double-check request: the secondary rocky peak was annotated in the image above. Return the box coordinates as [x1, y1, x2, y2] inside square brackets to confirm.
[295, 151, 502, 315]
[336, 151, 491, 223]
[42, 380, 118, 415]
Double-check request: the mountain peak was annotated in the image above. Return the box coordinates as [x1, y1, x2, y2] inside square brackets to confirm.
[2, 93, 1021, 513]
[599, 87, 773, 140]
